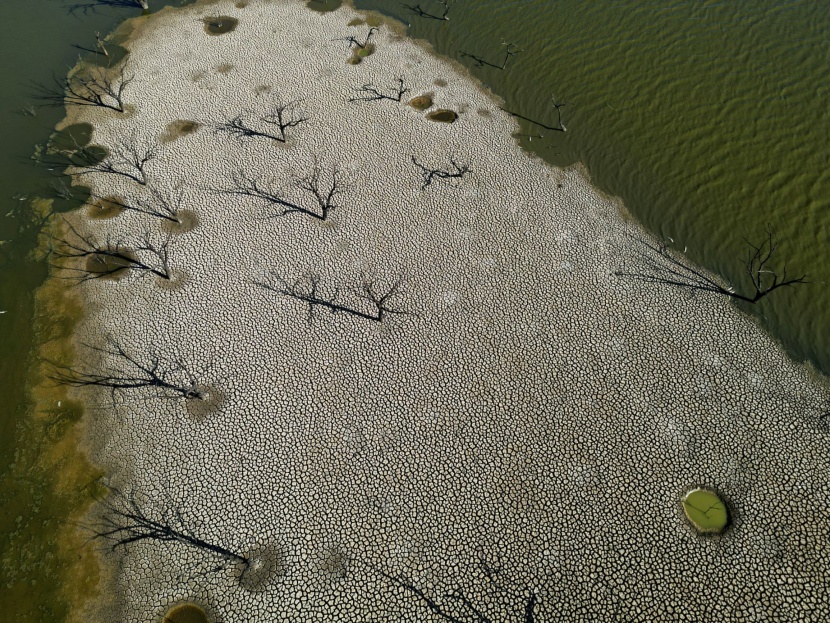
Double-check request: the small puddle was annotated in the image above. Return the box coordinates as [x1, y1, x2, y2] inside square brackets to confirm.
[426, 108, 458, 123]
[162, 602, 209, 623]
[203, 16, 238, 35]
[306, 0, 343, 12]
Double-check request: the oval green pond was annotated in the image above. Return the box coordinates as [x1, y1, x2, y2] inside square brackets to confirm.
[426, 109, 457, 123]
[163, 603, 208, 623]
[409, 94, 433, 111]
[682, 488, 729, 534]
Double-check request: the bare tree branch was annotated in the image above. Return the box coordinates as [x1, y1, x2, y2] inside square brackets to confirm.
[213, 169, 303, 215]
[92, 187, 183, 224]
[349, 77, 410, 103]
[290, 161, 345, 221]
[334, 27, 378, 49]
[88, 483, 248, 571]
[405, 0, 455, 21]
[499, 40, 524, 69]
[216, 101, 308, 144]
[254, 273, 409, 323]
[215, 162, 345, 221]
[50, 219, 171, 282]
[49, 337, 206, 400]
[460, 39, 523, 70]
[34, 63, 133, 113]
[411, 155, 472, 190]
[370, 560, 539, 623]
[64, 137, 157, 185]
[614, 227, 808, 304]
[499, 94, 571, 136]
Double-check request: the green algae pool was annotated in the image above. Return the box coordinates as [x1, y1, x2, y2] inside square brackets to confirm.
[683, 488, 729, 534]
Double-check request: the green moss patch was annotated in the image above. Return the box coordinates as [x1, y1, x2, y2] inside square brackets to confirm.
[409, 94, 433, 111]
[163, 603, 209, 623]
[682, 488, 729, 534]
[203, 16, 238, 35]
[357, 44, 375, 58]
[426, 109, 458, 123]
[348, 43, 375, 64]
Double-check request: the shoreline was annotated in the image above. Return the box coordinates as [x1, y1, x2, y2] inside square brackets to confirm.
[50, 0, 830, 620]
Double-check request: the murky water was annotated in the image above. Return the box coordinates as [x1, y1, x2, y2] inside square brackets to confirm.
[1, 0, 828, 619]
[354, 0, 830, 372]
[0, 1, 191, 619]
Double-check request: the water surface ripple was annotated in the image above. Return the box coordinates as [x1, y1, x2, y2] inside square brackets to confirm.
[355, 0, 830, 371]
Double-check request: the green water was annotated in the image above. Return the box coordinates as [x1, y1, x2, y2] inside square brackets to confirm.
[355, 0, 830, 372]
[0, 1, 191, 619]
[1, 0, 829, 619]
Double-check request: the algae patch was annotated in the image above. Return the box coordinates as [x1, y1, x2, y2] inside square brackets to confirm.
[409, 94, 433, 111]
[682, 488, 729, 534]
[426, 108, 458, 123]
[162, 603, 209, 623]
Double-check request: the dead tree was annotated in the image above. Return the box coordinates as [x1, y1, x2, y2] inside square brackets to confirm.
[349, 78, 410, 103]
[216, 162, 344, 221]
[405, 0, 455, 20]
[372, 558, 539, 622]
[254, 273, 408, 323]
[216, 101, 308, 144]
[35, 63, 133, 113]
[334, 27, 378, 49]
[460, 40, 523, 70]
[499, 41, 524, 70]
[89, 483, 249, 575]
[291, 162, 345, 220]
[614, 227, 808, 304]
[215, 170, 303, 215]
[93, 187, 183, 224]
[549, 94, 569, 132]
[50, 337, 206, 401]
[51, 219, 171, 282]
[499, 97, 571, 134]
[412, 155, 472, 190]
[66, 137, 157, 185]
